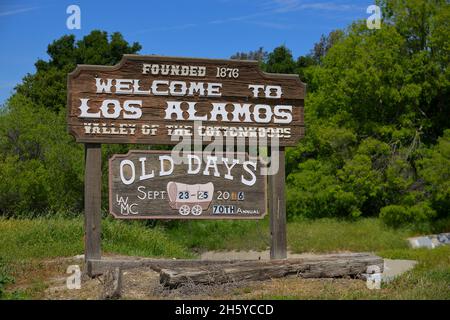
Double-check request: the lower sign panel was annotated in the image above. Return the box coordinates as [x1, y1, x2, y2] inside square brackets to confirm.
[109, 151, 267, 219]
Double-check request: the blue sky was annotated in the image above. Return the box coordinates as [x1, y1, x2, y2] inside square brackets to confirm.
[0, 0, 373, 104]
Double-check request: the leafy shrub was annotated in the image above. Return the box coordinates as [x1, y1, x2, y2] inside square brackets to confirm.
[380, 205, 408, 228]
[0, 96, 84, 216]
[338, 153, 385, 216]
[286, 160, 361, 219]
[408, 202, 437, 224]
[417, 130, 450, 219]
[380, 202, 436, 228]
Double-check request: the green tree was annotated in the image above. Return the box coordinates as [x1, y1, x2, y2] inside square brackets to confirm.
[310, 30, 345, 64]
[417, 129, 450, 219]
[378, 0, 450, 140]
[286, 0, 449, 226]
[265, 45, 297, 74]
[306, 0, 449, 140]
[296, 55, 316, 83]
[16, 30, 141, 113]
[0, 94, 84, 215]
[230, 47, 268, 62]
[0, 31, 141, 216]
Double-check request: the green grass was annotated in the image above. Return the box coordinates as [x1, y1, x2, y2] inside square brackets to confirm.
[0, 216, 193, 299]
[0, 216, 424, 260]
[159, 217, 450, 300]
[287, 218, 411, 253]
[255, 245, 450, 300]
[0, 216, 449, 300]
[0, 216, 192, 262]
[164, 217, 412, 253]
[375, 246, 450, 299]
[164, 219, 271, 251]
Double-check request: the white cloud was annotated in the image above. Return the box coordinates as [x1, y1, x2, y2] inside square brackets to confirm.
[0, 6, 38, 17]
[244, 20, 294, 30]
[133, 1, 361, 34]
[271, 0, 303, 13]
[268, 0, 361, 13]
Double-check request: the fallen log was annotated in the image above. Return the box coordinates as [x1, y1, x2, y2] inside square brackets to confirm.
[159, 253, 383, 288]
[86, 257, 252, 277]
[101, 267, 122, 299]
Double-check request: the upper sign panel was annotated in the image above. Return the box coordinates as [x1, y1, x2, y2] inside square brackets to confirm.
[67, 55, 305, 146]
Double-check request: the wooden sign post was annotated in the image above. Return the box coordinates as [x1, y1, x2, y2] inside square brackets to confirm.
[269, 147, 287, 259]
[67, 55, 305, 264]
[84, 143, 102, 260]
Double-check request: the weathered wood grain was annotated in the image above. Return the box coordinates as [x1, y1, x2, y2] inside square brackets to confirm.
[86, 258, 253, 276]
[269, 148, 287, 259]
[159, 253, 384, 288]
[84, 144, 102, 260]
[108, 151, 267, 219]
[101, 267, 122, 299]
[67, 55, 305, 146]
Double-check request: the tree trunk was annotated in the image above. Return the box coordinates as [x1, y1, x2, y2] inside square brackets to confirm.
[160, 253, 383, 288]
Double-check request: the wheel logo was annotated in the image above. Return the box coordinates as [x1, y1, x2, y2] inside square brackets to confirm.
[191, 204, 203, 216]
[178, 205, 190, 216]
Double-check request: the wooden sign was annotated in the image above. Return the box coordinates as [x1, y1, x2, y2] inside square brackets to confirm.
[67, 55, 305, 146]
[109, 151, 267, 219]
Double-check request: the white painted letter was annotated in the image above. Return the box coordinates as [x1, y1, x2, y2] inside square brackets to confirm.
[78, 98, 100, 118]
[164, 101, 184, 120]
[95, 78, 113, 93]
[203, 156, 220, 177]
[186, 102, 207, 121]
[231, 103, 252, 122]
[207, 83, 222, 97]
[159, 155, 174, 176]
[210, 103, 229, 121]
[241, 161, 257, 186]
[274, 105, 292, 124]
[123, 100, 142, 119]
[120, 160, 135, 185]
[248, 84, 265, 98]
[223, 158, 239, 180]
[115, 79, 134, 94]
[253, 104, 273, 123]
[100, 100, 122, 119]
[265, 85, 282, 99]
[151, 80, 169, 95]
[139, 157, 154, 181]
[187, 154, 202, 174]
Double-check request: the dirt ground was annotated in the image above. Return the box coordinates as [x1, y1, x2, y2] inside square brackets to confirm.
[6, 251, 376, 300]
[42, 264, 368, 300]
